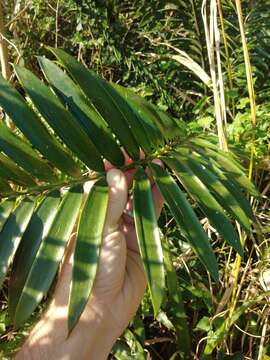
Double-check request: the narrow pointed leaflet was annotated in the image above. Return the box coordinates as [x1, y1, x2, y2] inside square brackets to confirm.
[0, 197, 36, 288]
[150, 163, 219, 282]
[133, 167, 165, 316]
[12, 185, 83, 327]
[68, 179, 109, 332]
[164, 155, 243, 256]
[9, 191, 62, 320]
[49, 48, 140, 160]
[38, 57, 124, 167]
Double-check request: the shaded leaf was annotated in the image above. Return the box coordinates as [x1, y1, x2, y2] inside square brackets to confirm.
[14, 65, 104, 172]
[150, 163, 219, 282]
[0, 197, 36, 288]
[165, 155, 243, 255]
[0, 122, 57, 182]
[38, 57, 124, 167]
[49, 48, 140, 160]
[0, 200, 14, 233]
[0, 74, 80, 177]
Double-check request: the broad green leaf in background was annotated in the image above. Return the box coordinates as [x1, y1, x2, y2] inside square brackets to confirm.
[12, 185, 83, 327]
[38, 57, 124, 167]
[133, 167, 165, 317]
[14, 65, 104, 172]
[0, 74, 80, 177]
[150, 163, 219, 282]
[0, 197, 36, 288]
[49, 48, 141, 160]
[68, 179, 109, 332]
[8, 191, 62, 320]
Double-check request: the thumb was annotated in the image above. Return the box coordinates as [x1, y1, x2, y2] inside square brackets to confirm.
[103, 169, 127, 235]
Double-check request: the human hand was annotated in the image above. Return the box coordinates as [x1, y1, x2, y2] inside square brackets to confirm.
[16, 161, 163, 360]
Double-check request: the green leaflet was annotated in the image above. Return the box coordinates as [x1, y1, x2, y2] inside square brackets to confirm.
[0, 179, 12, 193]
[38, 57, 124, 167]
[163, 237, 190, 357]
[0, 197, 36, 288]
[14, 65, 104, 172]
[9, 191, 62, 320]
[12, 185, 83, 328]
[133, 167, 165, 316]
[113, 84, 164, 149]
[150, 163, 219, 282]
[190, 138, 259, 197]
[0, 153, 36, 187]
[0, 74, 80, 177]
[0, 200, 14, 233]
[49, 48, 140, 160]
[187, 146, 256, 221]
[68, 179, 109, 332]
[111, 341, 134, 360]
[177, 148, 252, 233]
[0, 122, 57, 182]
[164, 155, 243, 256]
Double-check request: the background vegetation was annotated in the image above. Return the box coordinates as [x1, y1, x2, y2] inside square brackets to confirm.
[0, 0, 270, 359]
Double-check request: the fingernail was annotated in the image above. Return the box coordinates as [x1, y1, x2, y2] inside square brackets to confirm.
[107, 169, 122, 186]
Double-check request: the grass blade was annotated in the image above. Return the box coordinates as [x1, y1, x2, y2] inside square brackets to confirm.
[133, 167, 165, 316]
[68, 179, 109, 332]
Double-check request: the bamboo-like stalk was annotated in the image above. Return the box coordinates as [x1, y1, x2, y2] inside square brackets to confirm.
[0, 1, 11, 80]
[217, 0, 236, 118]
[227, 0, 257, 334]
[201, 0, 228, 150]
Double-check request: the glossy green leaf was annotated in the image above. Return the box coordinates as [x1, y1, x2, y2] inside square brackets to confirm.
[190, 138, 259, 196]
[9, 191, 62, 320]
[68, 179, 109, 332]
[177, 148, 252, 233]
[165, 155, 243, 255]
[124, 329, 146, 360]
[113, 84, 164, 149]
[150, 163, 219, 282]
[49, 48, 140, 160]
[0, 74, 80, 177]
[133, 167, 165, 316]
[0, 122, 57, 182]
[0, 153, 36, 187]
[12, 185, 83, 327]
[111, 341, 134, 360]
[0, 200, 14, 233]
[38, 57, 124, 167]
[14, 65, 104, 172]
[0, 197, 36, 288]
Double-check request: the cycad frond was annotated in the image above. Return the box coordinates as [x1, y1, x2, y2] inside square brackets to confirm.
[0, 49, 258, 332]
